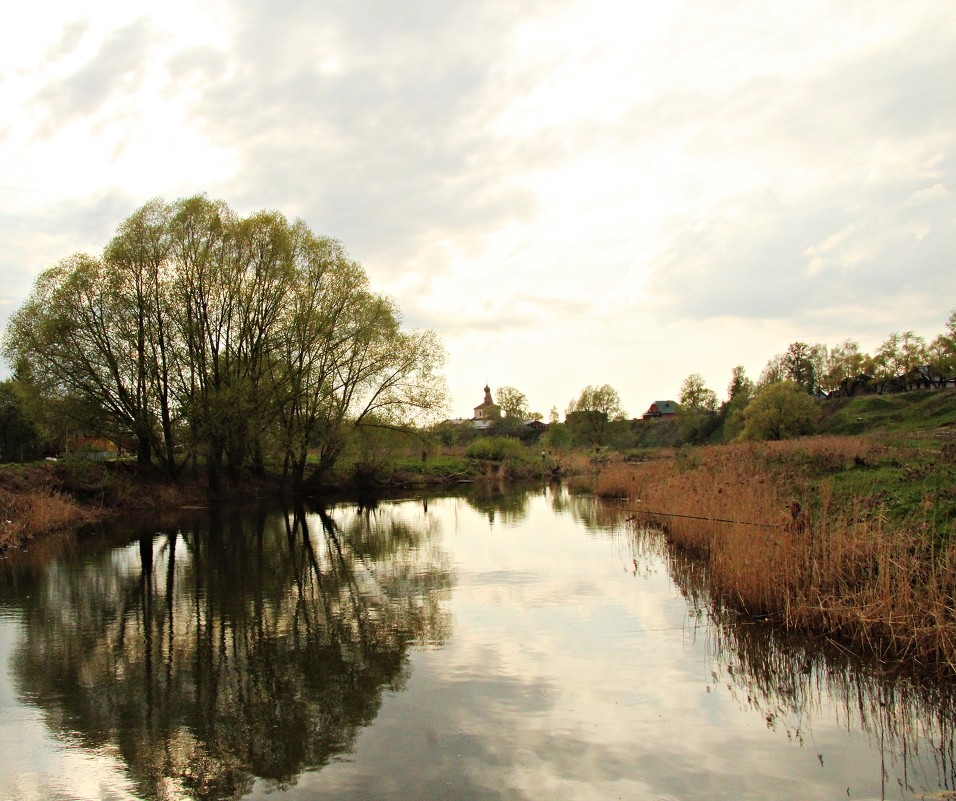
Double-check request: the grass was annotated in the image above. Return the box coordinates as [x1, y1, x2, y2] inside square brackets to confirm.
[333, 439, 564, 488]
[817, 387, 956, 437]
[0, 463, 91, 549]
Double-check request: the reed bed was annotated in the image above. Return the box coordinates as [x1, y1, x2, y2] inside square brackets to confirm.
[0, 489, 87, 549]
[589, 437, 956, 677]
[0, 461, 200, 551]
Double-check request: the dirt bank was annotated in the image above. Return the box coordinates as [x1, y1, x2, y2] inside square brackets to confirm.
[0, 461, 210, 551]
[0, 457, 523, 551]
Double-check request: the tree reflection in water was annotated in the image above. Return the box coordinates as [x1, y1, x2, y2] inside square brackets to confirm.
[7, 502, 452, 801]
[625, 522, 956, 796]
[5, 487, 956, 800]
[462, 479, 534, 527]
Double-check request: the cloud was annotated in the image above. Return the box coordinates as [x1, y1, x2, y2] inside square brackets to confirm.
[2, 1, 955, 404]
[632, 8, 956, 342]
[43, 19, 90, 63]
[0, 191, 137, 302]
[904, 183, 949, 207]
[31, 18, 155, 132]
[173, 2, 557, 267]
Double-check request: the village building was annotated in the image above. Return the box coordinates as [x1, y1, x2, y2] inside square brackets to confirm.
[642, 400, 679, 419]
[439, 385, 547, 435]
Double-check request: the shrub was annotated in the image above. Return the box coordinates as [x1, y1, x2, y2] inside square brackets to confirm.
[740, 381, 819, 441]
[465, 436, 524, 462]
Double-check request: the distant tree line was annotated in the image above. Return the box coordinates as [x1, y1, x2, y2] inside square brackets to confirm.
[675, 309, 956, 443]
[1, 196, 446, 490]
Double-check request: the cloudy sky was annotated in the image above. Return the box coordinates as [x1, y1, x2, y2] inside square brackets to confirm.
[1, 1, 954, 419]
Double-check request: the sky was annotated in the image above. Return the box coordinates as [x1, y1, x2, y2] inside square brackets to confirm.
[1, 1, 954, 420]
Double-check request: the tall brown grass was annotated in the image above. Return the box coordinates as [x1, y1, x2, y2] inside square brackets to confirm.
[0, 461, 201, 551]
[588, 437, 956, 677]
[0, 489, 89, 549]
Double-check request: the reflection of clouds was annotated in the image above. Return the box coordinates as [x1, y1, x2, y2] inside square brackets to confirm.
[2, 489, 954, 799]
[4, 505, 454, 800]
[299, 492, 956, 800]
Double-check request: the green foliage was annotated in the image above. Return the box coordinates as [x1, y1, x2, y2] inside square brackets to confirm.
[496, 386, 530, 420]
[346, 423, 419, 478]
[566, 383, 625, 419]
[563, 383, 625, 446]
[679, 411, 721, 445]
[2, 196, 447, 490]
[0, 380, 40, 461]
[677, 373, 719, 444]
[785, 341, 825, 395]
[821, 339, 866, 396]
[542, 422, 571, 449]
[565, 409, 610, 446]
[679, 373, 717, 412]
[740, 381, 819, 441]
[726, 365, 753, 403]
[759, 353, 788, 387]
[493, 413, 544, 443]
[715, 366, 754, 442]
[721, 404, 748, 442]
[465, 436, 524, 462]
[434, 421, 480, 447]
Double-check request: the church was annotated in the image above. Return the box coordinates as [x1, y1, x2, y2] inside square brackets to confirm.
[472, 385, 502, 430]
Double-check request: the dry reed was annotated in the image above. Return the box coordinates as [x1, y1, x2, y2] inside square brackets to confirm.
[0, 461, 202, 551]
[591, 437, 956, 677]
[0, 489, 88, 549]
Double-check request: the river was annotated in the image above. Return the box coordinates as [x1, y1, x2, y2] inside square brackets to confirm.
[0, 483, 954, 800]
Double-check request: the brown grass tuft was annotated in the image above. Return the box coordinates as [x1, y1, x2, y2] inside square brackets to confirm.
[0, 489, 89, 549]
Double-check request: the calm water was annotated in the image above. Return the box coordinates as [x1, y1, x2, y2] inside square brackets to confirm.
[0, 484, 954, 801]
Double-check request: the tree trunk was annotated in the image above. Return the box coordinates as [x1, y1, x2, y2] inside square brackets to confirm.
[206, 441, 223, 494]
[136, 432, 152, 465]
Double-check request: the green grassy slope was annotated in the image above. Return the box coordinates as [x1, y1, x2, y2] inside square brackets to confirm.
[817, 388, 956, 437]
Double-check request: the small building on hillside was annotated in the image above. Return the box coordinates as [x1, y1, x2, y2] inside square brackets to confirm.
[642, 400, 679, 419]
[439, 417, 473, 427]
[67, 435, 123, 460]
[473, 385, 502, 430]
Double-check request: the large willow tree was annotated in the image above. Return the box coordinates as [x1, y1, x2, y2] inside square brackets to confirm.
[2, 196, 447, 491]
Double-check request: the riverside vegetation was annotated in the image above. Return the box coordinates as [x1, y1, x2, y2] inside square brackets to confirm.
[578, 391, 956, 678]
[5, 392, 955, 667]
[2, 196, 955, 678]
[2, 392, 956, 684]
[0, 430, 569, 551]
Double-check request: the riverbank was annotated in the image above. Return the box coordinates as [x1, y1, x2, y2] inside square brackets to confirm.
[0, 461, 208, 551]
[579, 431, 956, 677]
[0, 448, 582, 552]
[6, 431, 955, 679]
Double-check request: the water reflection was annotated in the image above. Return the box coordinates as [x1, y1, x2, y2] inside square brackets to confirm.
[460, 480, 534, 527]
[1, 486, 955, 800]
[2, 503, 451, 801]
[626, 523, 956, 797]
